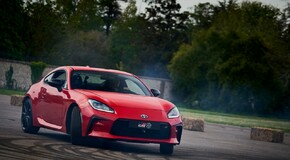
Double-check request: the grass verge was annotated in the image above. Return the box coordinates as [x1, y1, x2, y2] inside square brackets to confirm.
[0, 88, 26, 96]
[180, 107, 290, 133]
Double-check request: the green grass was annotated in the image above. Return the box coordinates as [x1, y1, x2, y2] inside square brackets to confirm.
[179, 107, 290, 133]
[0, 88, 26, 96]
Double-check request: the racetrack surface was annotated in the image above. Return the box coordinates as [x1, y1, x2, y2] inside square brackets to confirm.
[0, 95, 289, 160]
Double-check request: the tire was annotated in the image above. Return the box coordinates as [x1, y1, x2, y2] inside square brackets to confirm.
[160, 143, 174, 155]
[21, 99, 40, 134]
[70, 107, 83, 145]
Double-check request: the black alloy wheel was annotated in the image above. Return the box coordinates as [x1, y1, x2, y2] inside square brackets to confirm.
[21, 99, 40, 134]
[70, 106, 83, 145]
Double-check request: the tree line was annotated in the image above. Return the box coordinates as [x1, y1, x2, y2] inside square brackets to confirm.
[0, 0, 290, 117]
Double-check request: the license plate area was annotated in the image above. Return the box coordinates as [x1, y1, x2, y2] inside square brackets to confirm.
[129, 121, 160, 130]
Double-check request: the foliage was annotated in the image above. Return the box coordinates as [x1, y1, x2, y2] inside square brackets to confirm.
[0, 0, 25, 59]
[169, 1, 290, 115]
[98, 0, 125, 35]
[281, 3, 290, 56]
[55, 0, 125, 34]
[30, 61, 47, 84]
[0, 88, 26, 96]
[110, 0, 148, 74]
[142, 0, 190, 53]
[189, 2, 216, 29]
[55, 0, 103, 31]
[143, 0, 186, 31]
[110, 0, 190, 77]
[5, 66, 14, 89]
[23, 0, 64, 61]
[51, 31, 110, 67]
[1, 0, 290, 117]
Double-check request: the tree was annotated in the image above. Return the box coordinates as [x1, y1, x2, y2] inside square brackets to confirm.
[143, 0, 184, 31]
[169, 1, 290, 115]
[190, 2, 215, 29]
[51, 31, 110, 67]
[56, 0, 104, 31]
[74, 0, 103, 31]
[55, 0, 78, 21]
[57, 0, 125, 34]
[117, 0, 190, 77]
[143, 0, 189, 44]
[98, 0, 126, 35]
[0, 0, 25, 60]
[110, 0, 149, 73]
[282, 3, 290, 53]
[109, 0, 190, 77]
[23, 0, 63, 61]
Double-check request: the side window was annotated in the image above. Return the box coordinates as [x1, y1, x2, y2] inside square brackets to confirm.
[44, 73, 53, 83]
[53, 71, 66, 82]
[44, 70, 67, 88]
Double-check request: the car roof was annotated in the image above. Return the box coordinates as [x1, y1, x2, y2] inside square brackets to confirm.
[63, 66, 134, 76]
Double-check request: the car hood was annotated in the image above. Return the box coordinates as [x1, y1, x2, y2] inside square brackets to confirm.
[75, 90, 176, 121]
[76, 90, 173, 111]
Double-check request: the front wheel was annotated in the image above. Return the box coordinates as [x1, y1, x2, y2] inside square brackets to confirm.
[160, 144, 174, 155]
[70, 107, 83, 145]
[21, 99, 40, 134]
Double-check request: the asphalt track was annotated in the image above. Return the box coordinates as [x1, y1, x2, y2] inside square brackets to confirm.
[0, 95, 289, 160]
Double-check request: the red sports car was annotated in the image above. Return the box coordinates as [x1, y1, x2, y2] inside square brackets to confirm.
[21, 66, 182, 154]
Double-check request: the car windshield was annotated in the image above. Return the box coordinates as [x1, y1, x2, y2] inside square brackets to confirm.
[70, 70, 151, 96]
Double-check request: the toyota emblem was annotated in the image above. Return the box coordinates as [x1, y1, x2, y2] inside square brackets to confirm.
[141, 114, 148, 119]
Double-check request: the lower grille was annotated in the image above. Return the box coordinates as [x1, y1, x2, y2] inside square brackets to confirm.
[110, 119, 171, 139]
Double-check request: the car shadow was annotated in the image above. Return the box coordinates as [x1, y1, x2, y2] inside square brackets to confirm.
[37, 129, 160, 155]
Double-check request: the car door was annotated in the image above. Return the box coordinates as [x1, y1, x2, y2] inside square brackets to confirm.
[38, 70, 67, 129]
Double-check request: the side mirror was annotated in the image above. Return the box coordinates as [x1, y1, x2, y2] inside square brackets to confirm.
[150, 89, 161, 97]
[48, 79, 63, 92]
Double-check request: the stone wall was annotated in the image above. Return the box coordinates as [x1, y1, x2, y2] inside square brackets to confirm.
[0, 59, 32, 90]
[0, 59, 174, 101]
[141, 76, 173, 100]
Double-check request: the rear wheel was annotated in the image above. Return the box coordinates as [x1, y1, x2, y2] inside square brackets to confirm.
[70, 107, 83, 145]
[21, 99, 40, 134]
[160, 143, 174, 155]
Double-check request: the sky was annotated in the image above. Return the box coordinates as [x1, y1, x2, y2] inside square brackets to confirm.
[133, 0, 290, 13]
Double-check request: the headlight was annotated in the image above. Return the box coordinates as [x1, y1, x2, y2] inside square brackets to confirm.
[168, 107, 180, 118]
[88, 99, 114, 113]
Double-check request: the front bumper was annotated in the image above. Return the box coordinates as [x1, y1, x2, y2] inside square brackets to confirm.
[84, 115, 183, 144]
